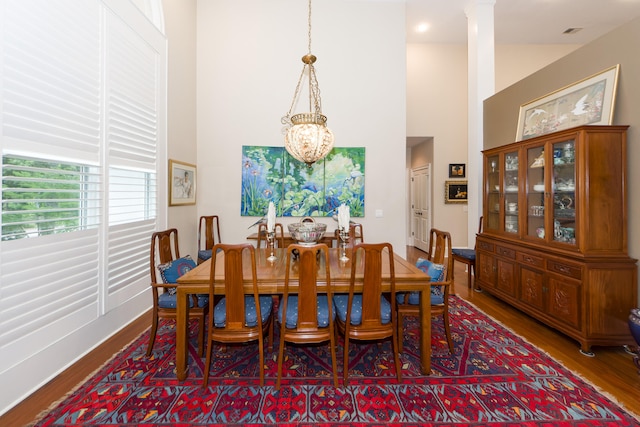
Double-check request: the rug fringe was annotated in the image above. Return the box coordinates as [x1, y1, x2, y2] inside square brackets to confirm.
[26, 327, 151, 427]
[457, 296, 640, 422]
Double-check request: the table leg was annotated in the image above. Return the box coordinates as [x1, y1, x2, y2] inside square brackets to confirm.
[419, 289, 431, 374]
[176, 289, 189, 381]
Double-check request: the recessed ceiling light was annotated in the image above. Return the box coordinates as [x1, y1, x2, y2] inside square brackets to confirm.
[416, 23, 430, 33]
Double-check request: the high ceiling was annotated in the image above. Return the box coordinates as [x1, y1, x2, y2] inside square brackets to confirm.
[406, 0, 640, 44]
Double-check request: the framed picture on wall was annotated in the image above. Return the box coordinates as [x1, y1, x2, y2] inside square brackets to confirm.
[445, 180, 468, 204]
[169, 159, 196, 206]
[515, 64, 619, 141]
[449, 163, 466, 178]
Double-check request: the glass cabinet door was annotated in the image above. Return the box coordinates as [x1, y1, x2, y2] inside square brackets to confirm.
[526, 145, 545, 240]
[486, 154, 500, 232]
[503, 150, 519, 234]
[551, 139, 576, 244]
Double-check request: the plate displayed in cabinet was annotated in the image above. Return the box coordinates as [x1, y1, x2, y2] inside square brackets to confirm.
[505, 185, 518, 192]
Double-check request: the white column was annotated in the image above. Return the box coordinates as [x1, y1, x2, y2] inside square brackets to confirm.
[466, 0, 495, 246]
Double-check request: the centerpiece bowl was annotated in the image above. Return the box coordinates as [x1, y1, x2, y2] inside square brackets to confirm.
[288, 217, 327, 246]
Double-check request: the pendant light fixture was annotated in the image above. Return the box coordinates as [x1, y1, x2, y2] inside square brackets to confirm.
[281, 0, 334, 166]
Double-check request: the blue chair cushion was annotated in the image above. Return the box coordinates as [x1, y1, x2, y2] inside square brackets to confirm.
[415, 258, 446, 282]
[158, 255, 197, 295]
[397, 258, 446, 306]
[214, 296, 273, 328]
[333, 294, 391, 325]
[452, 248, 476, 261]
[198, 249, 212, 262]
[158, 292, 209, 309]
[278, 295, 334, 329]
[396, 291, 444, 306]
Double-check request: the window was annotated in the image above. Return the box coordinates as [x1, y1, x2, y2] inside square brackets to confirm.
[0, 0, 166, 373]
[1, 156, 101, 240]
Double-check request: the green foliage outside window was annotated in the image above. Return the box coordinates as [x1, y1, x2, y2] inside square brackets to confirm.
[2, 156, 87, 240]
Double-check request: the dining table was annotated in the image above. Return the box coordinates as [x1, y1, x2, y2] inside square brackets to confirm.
[175, 247, 432, 381]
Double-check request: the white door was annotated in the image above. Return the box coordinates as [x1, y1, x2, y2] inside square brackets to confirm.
[411, 165, 431, 252]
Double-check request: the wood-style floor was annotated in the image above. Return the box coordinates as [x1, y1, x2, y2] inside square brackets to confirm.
[3, 246, 639, 426]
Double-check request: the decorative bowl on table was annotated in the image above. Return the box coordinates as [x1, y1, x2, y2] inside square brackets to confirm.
[288, 217, 327, 246]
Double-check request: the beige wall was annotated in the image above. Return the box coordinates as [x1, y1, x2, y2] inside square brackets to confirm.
[163, 0, 199, 253]
[484, 17, 640, 303]
[195, 0, 408, 254]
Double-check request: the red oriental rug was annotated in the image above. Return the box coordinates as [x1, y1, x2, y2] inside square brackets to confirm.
[31, 297, 640, 427]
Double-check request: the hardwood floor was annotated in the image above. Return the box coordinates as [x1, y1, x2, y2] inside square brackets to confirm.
[3, 247, 639, 426]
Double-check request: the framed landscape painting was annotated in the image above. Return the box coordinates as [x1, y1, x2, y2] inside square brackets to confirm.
[240, 146, 365, 218]
[515, 65, 619, 141]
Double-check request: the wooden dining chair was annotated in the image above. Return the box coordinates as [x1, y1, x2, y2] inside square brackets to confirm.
[197, 215, 222, 264]
[147, 228, 208, 357]
[452, 216, 483, 291]
[276, 243, 339, 389]
[256, 222, 285, 248]
[397, 228, 454, 353]
[333, 242, 402, 385]
[203, 243, 274, 388]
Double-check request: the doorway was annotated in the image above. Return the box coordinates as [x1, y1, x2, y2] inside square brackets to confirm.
[410, 165, 431, 252]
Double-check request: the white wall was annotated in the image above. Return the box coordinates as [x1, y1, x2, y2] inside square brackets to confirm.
[164, 0, 199, 254]
[406, 44, 469, 248]
[196, 0, 408, 254]
[406, 43, 580, 248]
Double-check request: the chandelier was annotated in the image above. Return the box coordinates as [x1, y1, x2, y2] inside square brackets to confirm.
[281, 0, 334, 166]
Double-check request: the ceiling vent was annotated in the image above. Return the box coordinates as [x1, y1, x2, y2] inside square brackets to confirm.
[563, 28, 583, 35]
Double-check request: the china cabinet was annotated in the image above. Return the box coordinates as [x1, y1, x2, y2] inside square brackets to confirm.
[478, 125, 637, 354]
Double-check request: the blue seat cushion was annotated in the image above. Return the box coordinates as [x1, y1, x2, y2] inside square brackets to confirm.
[157, 255, 197, 295]
[452, 248, 476, 261]
[415, 258, 446, 282]
[333, 294, 391, 325]
[214, 296, 273, 328]
[278, 295, 334, 329]
[198, 249, 212, 262]
[397, 258, 446, 306]
[396, 291, 444, 306]
[158, 292, 209, 309]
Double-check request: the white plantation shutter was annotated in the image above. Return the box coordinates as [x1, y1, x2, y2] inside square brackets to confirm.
[0, 0, 166, 377]
[2, 0, 101, 164]
[105, 10, 161, 308]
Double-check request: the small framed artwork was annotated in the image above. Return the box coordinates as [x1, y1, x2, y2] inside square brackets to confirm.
[449, 163, 466, 178]
[515, 64, 619, 141]
[169, 159, 196, 206]
[445, 180, 468, 204]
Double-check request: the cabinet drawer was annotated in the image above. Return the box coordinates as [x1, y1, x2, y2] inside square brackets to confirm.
[478, 240, 494, 252]
[518, 252, 544, 268]
[547, 260, 582, 279]
[496, 245, 516, 259]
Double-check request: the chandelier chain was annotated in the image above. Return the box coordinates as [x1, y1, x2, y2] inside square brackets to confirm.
[307, 0, 312, 55]
[281, 0, 334, 166]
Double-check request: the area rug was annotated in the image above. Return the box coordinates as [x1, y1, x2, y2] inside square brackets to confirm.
[32, 297, 640, 427]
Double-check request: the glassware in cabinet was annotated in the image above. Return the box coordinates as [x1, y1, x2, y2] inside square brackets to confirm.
[526, 145, 545, 239]
[486, 154, 501, 231]
[503, 150, 519, 234]
[551, 139, 576, 244]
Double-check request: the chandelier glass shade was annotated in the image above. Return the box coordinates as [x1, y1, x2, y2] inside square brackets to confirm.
[281, 0, 334, 166]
